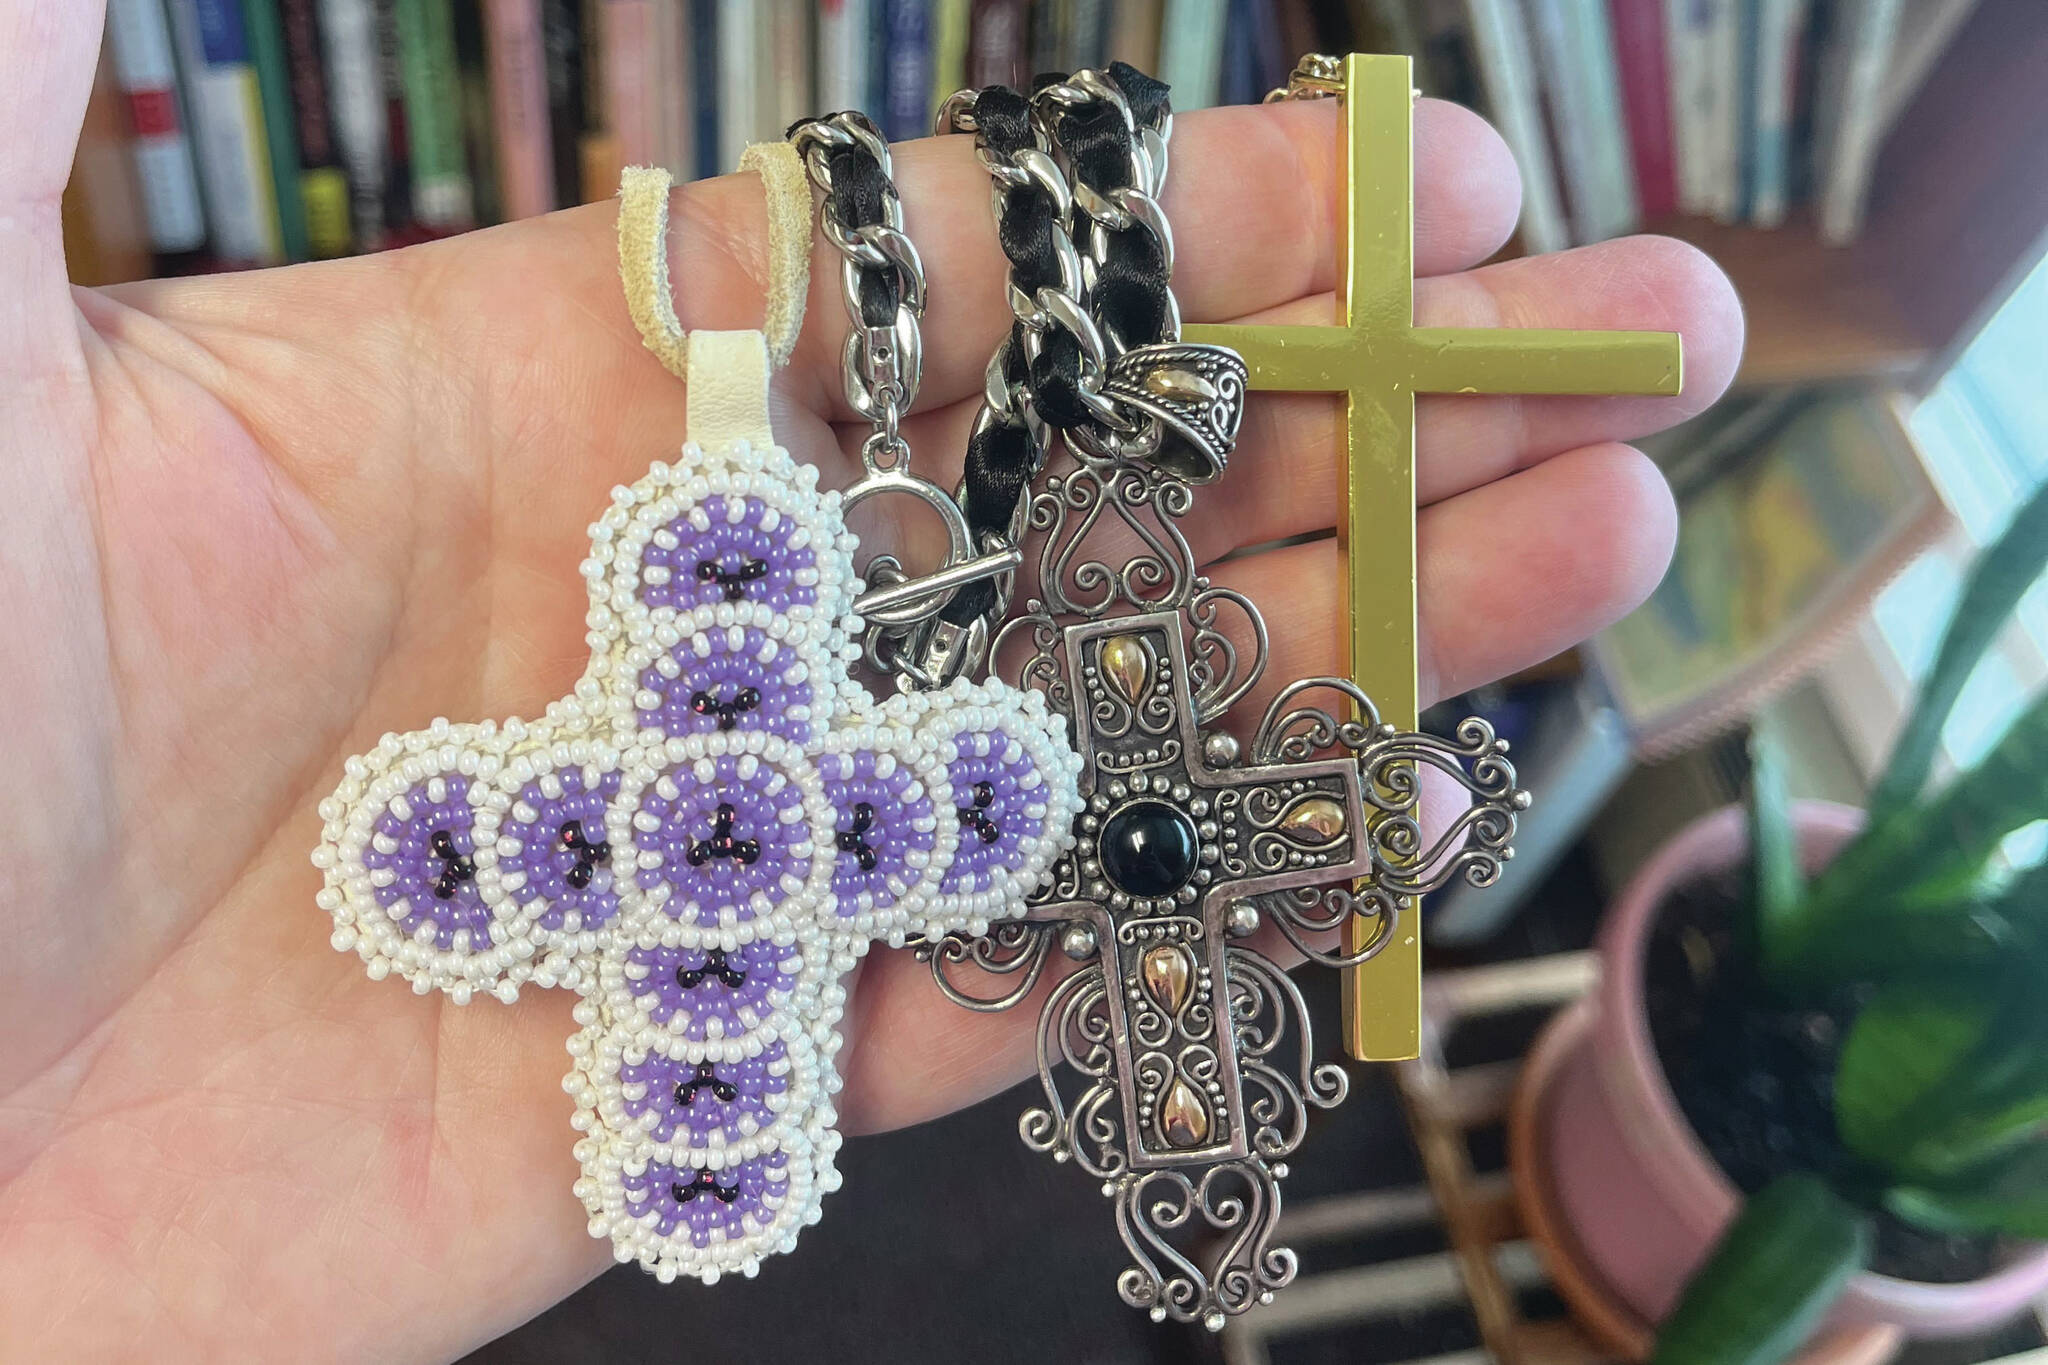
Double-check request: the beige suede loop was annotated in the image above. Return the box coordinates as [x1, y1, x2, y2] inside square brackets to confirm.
[615, 145, 811, 381]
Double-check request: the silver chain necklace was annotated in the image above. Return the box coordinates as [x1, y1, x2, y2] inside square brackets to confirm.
[793, 77, 1528, 1331]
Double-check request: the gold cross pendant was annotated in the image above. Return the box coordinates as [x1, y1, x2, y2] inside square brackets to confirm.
[1185, 54, 1683, 1061]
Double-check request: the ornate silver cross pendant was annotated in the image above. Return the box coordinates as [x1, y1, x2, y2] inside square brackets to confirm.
[920, 448, 1529, 1330]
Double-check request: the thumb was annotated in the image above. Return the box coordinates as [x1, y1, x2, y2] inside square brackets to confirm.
[0, 0, 105, 346]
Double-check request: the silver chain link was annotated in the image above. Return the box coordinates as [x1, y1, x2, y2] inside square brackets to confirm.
[941, 72, 1188, 473]
[790, 112, 927, 474]
[792, 111, 1024, 686]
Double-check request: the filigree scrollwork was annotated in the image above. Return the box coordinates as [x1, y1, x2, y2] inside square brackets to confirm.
[1250, 675, 1383, 764]
[914, 920, 1057, 1013]
[1228, 946, 1347, 1157]
[1252, 883, 1400, 969]
[1112, 1159, 1295, 1329]
[1032, 461, 1198, 620]
[1185, 585, 1265, 725]
[1354, 715, 1529, 898]
[1019, 963, 1128, 1181]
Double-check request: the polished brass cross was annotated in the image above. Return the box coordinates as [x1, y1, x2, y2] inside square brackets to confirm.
[1185, 54, 1683, 1060]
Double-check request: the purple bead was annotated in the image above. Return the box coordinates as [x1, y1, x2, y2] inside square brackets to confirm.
[817, 748, 937, 918]
[620, 1041, 790, 1145]
[624, 939, 803, 1040]
[633, 754, 812, 926]
[641, 495, 817, 615]
[637, 626, 816, 744]
[365, 776, 492, 949]
[939, 732, 1043, 895]
[497, 767, 622, 932]
[624, 1151, 792, 1244]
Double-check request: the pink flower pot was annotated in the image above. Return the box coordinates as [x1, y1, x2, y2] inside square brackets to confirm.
[1526, 801, 2048, 1340]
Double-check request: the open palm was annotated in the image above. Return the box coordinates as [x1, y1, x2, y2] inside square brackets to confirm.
[0, 4, 1740, 1359]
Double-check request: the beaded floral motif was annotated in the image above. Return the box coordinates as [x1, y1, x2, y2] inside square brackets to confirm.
[313, 439, 1082, 1280]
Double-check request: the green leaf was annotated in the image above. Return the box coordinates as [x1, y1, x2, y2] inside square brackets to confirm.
[1747, 737, 1807, 981]
[1888, 1144, 2048, 1240]
[1835, 975, 2048, 1181]
[1652, 1173, 1873, 1365]
[1900, 1074, 2048, 1182]
[1834, 986, 1994, 1168]
[1868, 479, 2048, 823]
[1803, 692, 2048, 965]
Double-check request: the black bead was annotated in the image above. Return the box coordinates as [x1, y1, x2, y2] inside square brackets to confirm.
[1097, 800, 1200, 898]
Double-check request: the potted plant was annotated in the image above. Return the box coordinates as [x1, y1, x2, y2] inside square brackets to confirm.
[1512, 481, 2048, 1365]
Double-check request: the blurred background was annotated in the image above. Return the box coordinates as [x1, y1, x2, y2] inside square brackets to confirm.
[62, 0, 2048, 1362]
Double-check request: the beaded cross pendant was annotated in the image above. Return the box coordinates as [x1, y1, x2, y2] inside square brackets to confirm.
[313, 437, 1081, 1281]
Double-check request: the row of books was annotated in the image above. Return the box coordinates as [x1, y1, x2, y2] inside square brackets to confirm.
[78, 0, 1308, 277]
[70, 0, 1970, 281]
[1454, 0, 1980, 253]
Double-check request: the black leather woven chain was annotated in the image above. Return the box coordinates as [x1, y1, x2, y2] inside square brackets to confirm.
[942, 61, 1174, 628]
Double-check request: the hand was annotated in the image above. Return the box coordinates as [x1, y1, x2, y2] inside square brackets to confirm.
[0, 3, 1740, 1358]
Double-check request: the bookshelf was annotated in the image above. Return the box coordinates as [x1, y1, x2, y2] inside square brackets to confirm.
[63, 4, 2048, 398]
[1643, 2, 2048, 394]
[1651, 211, 1926, 390]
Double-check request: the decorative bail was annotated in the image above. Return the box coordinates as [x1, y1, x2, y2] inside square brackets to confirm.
[1094, 341, 1249, 484]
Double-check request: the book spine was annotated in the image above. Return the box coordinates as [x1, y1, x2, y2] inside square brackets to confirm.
[1107, 0, 1161, 72]
[575, 0, 619, 199]
[242, 0, 311, 259]
[168, 0, 285, 262]
[453, 0, 502, 222]
[931, 0, 970, 110]
[1746, 0, 1807, 226]
[1569, 0, 1640, 237]
[965, 0, 1024, 90]
[484, 0, 555, 216]
[1529, 0, 1599, 242]
[1030, 0, 1068, 79]
[541, 0, 585, 203]
[1068, 0, 1110, 69]
[882, 0, 931, 141]
[773, 0, 813, 136]
[753, 3, 779, 151]
[102, 0, 209, 253]
[1413, 0, 1480, 108]
[866, 0, 889, 117]
[1874, 0, 1975, 135]
[599, 0, 653, 166]
[713, 0, 754, 172]
[68, 48, 157, 284]
[279, 0, 353, 254]
[1663, 0, 1707, 212]
[1219, 0, 1258, 106]
[690, 0, 720, 178]
[318, 0, 390, 247]
[1156, 0, 1225, 110]
[1700, 0, 1740, 220]
[1816, 0, 1904, 244]
[1464, 0, 1570, 254]
[819, 0, 871, 114]
[1609, 0, 1676, 218]
[1728, 0, 1756, 220]
[398, 0, 474, 225]
[663, 0, 699, 176]
[371, 0, 420, 238]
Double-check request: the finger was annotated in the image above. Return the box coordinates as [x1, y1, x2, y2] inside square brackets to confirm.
[836, 442, 1672, 1132]
[1171, 235, 1737, 558]
[1220, 442, 1677, 709]
[866, 233, 1729, 575]
[601, 95, 1521, 421]
[0, 0, 104, 313]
